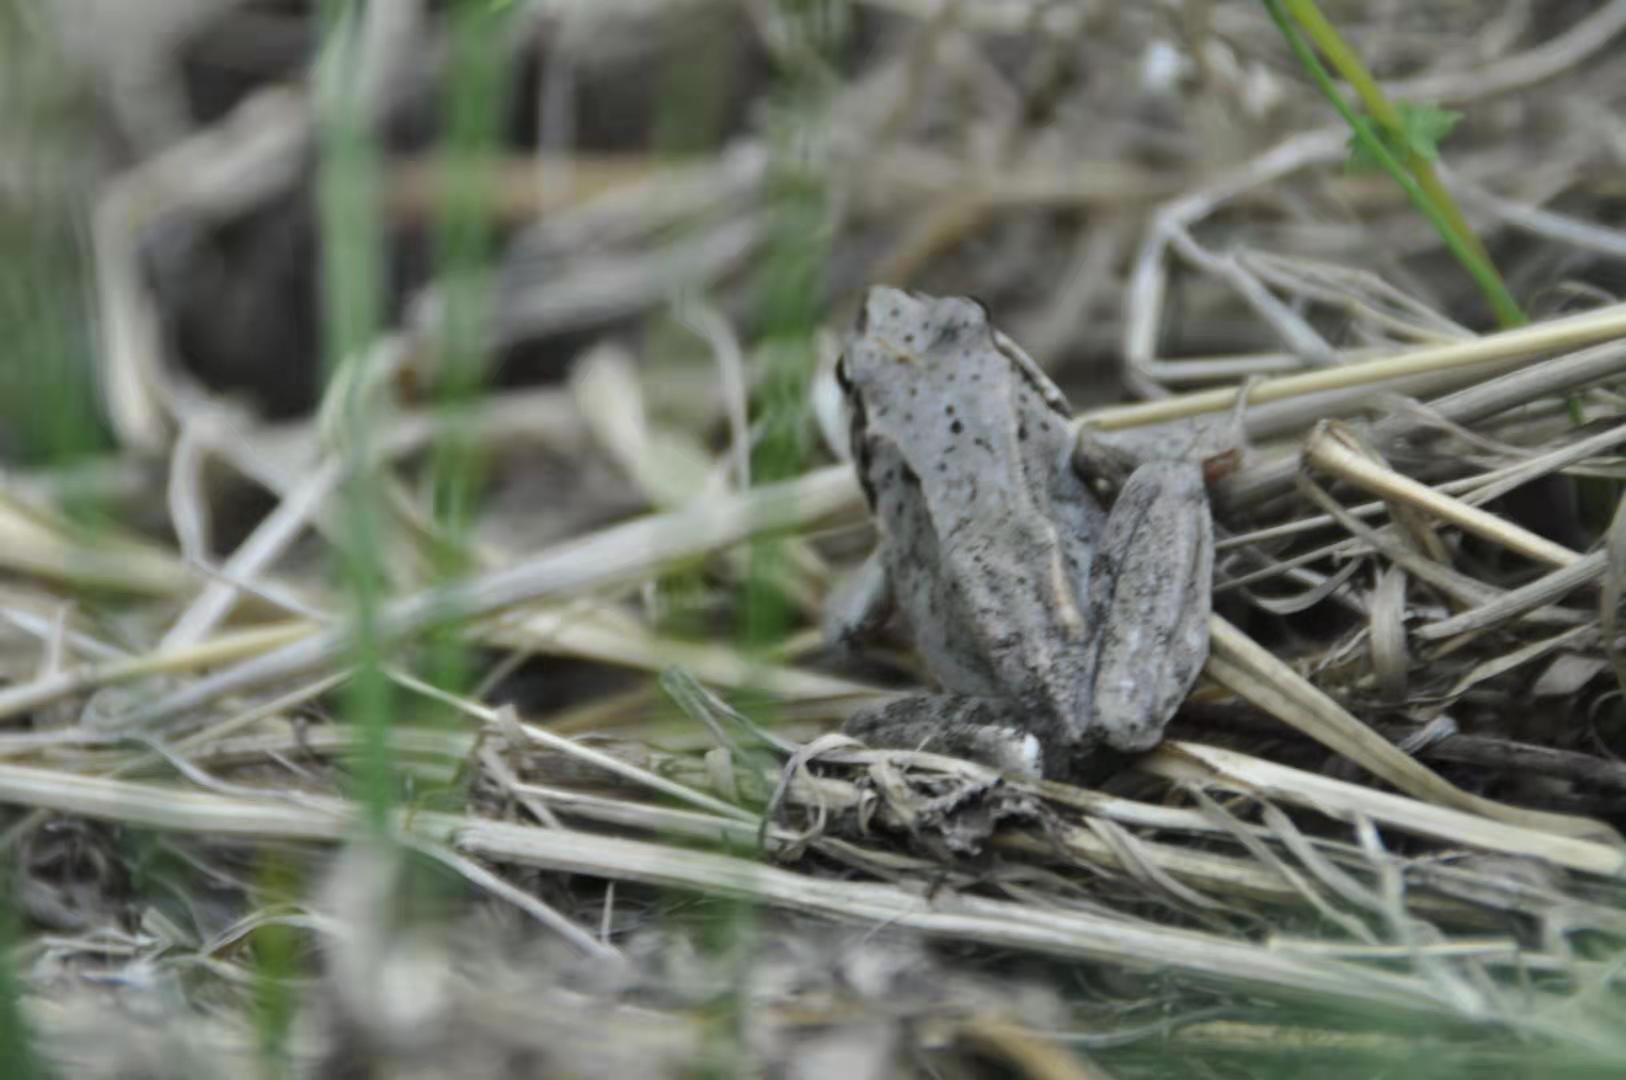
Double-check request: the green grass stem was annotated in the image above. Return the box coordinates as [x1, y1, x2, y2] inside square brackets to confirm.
[1266, 0, 1526, 328]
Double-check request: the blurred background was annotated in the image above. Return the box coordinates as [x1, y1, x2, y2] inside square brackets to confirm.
[16, 1, 1624, 469]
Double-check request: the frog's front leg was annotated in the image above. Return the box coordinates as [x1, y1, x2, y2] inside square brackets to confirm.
[822, 549, 893, 651]
[1084, 460, 1213, 753]
[843, 695, 1043, 777]
[829, 558, 1046, 777]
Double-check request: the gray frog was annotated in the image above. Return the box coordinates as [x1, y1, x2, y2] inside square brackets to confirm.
[830, 287, 1213, 778]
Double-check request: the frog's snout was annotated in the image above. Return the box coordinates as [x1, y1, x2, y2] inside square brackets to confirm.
[862, 285, 914, 329]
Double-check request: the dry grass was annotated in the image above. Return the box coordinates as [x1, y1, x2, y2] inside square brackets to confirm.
[7, 1, 1626, 1076]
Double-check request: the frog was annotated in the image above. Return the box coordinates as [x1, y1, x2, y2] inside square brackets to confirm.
[829, 286, 1213, 779]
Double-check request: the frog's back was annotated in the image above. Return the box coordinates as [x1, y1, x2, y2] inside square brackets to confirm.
[845, 288, 1105, 724]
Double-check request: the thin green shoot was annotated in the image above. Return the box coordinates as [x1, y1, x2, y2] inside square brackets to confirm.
[1267, 0, 1526, 329]
[315, 0, 395, 829]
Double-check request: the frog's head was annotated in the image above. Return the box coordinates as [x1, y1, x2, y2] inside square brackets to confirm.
[837, 286, 994, 403]
[837, 287, 1003, 507]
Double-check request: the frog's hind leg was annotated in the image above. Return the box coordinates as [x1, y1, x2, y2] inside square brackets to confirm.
[1088, 461, 1213, 752]
[843, 695, 1043, 777]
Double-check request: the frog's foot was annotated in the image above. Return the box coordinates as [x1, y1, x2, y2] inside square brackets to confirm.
[843, 695, 1042, 777]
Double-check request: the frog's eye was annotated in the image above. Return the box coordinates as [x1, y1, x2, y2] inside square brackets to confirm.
[1085, 473, 1117, 503]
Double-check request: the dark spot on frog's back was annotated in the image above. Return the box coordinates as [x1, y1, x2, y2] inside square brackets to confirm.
[950, 419, 963, 435]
